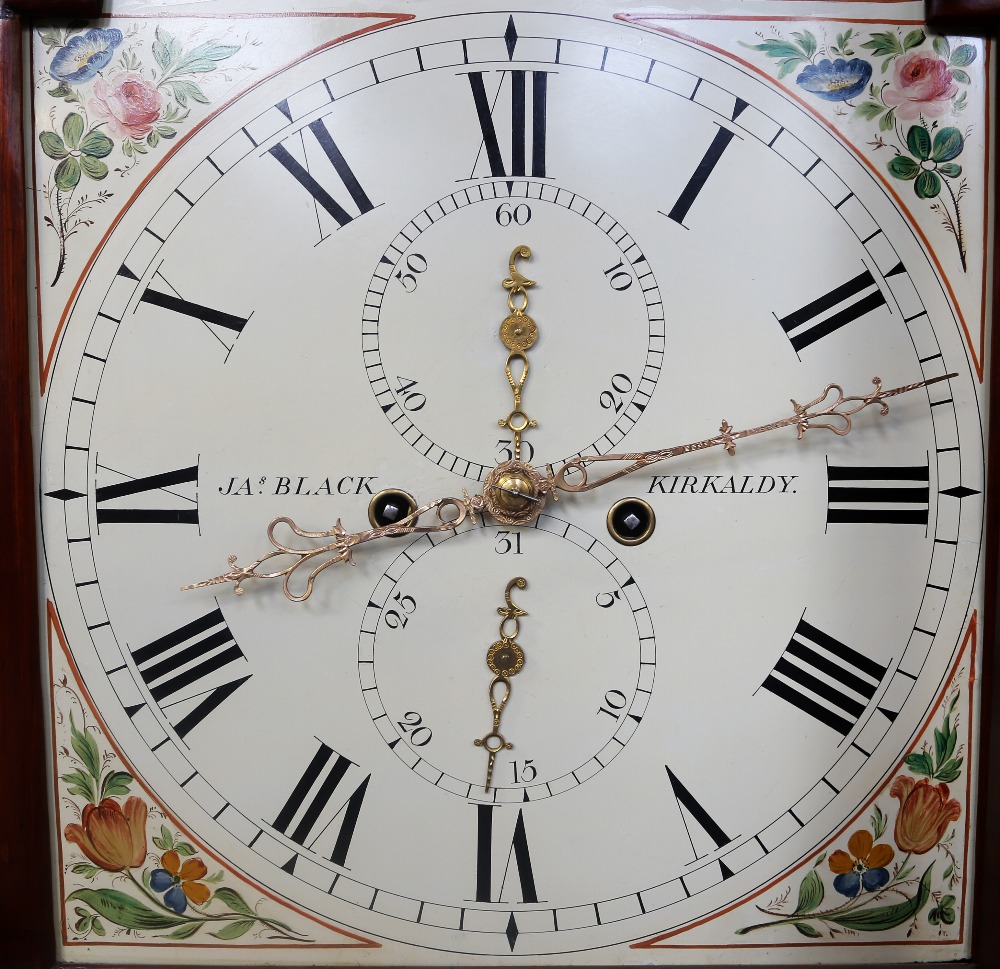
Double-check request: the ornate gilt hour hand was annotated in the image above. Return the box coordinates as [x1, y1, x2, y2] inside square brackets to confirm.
[181, 495, 485, 601]
[548, 373, 958, 494]
[473, 577, 528, 793]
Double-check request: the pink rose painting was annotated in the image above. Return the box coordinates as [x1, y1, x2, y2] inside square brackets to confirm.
[40, 26, 240, 284]
[883, 52, 959, 120]
[89, 71, 163, 140]
[745, 28, 976, 270]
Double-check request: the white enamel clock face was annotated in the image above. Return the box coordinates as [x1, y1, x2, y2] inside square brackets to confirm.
[39, 8, 984, 960]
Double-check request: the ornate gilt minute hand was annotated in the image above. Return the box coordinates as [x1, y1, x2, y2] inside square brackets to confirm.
[183, 373, 953, 601]
[549, 374, 957, 493]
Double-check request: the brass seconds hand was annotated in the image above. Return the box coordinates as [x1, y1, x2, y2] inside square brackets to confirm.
[487, 246, 543, 522]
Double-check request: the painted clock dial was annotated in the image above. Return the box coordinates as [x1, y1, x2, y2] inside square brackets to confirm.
[38, 8, 985, 960]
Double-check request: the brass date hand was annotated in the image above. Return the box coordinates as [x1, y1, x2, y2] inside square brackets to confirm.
[549, 373, 957, 494]
[473, 577, 528, 792]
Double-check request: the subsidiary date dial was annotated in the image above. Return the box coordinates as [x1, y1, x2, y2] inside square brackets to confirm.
[359, 515, 655, 801]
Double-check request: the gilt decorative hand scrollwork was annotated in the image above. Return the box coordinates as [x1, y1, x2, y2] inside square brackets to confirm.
[474, 577, 529, 792]
[182, 494, 484, 601]
[549, 373, 956, 494]
[182, 249, 954, 608]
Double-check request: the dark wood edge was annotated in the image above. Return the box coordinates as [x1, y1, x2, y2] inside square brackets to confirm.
[5, 0, 102, 16]
[0, 3, 996, 968]
[970, 14, 1000, 963]
[926, 0, 1000, 37]
[0, 6, 56, 968]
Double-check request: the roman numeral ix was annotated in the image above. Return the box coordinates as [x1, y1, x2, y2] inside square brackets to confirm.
[96, 463, 199, 525]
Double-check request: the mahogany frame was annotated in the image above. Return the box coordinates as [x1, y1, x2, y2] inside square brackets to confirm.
[0, 1, 996, 967]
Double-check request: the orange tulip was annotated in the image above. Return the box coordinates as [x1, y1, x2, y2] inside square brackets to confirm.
[65, 796, 148, 871]
[889, 776, 961, 854]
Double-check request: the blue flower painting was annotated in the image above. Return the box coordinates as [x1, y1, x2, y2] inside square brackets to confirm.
[797, 58, 873, 101]
[49, 27, 123, 83]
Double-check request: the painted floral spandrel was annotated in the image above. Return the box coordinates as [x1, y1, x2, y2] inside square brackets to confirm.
[58, 682, 312, 943]
[744, 28, 977, 270]
[36, 24, 245, 285]
[737, 684, 965, 939]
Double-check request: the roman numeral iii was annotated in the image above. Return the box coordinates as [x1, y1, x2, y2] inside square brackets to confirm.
[761, 617, 888, 735]
[827, 462, 930, 525]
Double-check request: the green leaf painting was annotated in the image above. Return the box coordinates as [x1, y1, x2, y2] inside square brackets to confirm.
[38, 22, 241, 283]
[745, 24, 976, 270]
[738, 688, 964, 940]
[58, 687, 313, 945]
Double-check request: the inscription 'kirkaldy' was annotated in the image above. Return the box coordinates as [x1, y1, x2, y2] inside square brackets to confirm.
[647, 475, 799, 494]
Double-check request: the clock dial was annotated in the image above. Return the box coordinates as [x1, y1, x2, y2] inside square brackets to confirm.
[38, 8, 985, 960]
[361, 514, 654, 800]
[367, 182, 665, 473]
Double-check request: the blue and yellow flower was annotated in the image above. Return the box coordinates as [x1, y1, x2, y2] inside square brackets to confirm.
[149, 850, 212, 914]
[797, 57, 872, 101]
[50, 28, 123, 84]
[828, 829, 894, 896]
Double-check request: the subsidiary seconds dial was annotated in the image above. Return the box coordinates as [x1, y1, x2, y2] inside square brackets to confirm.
[366, 182, 664, 478]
